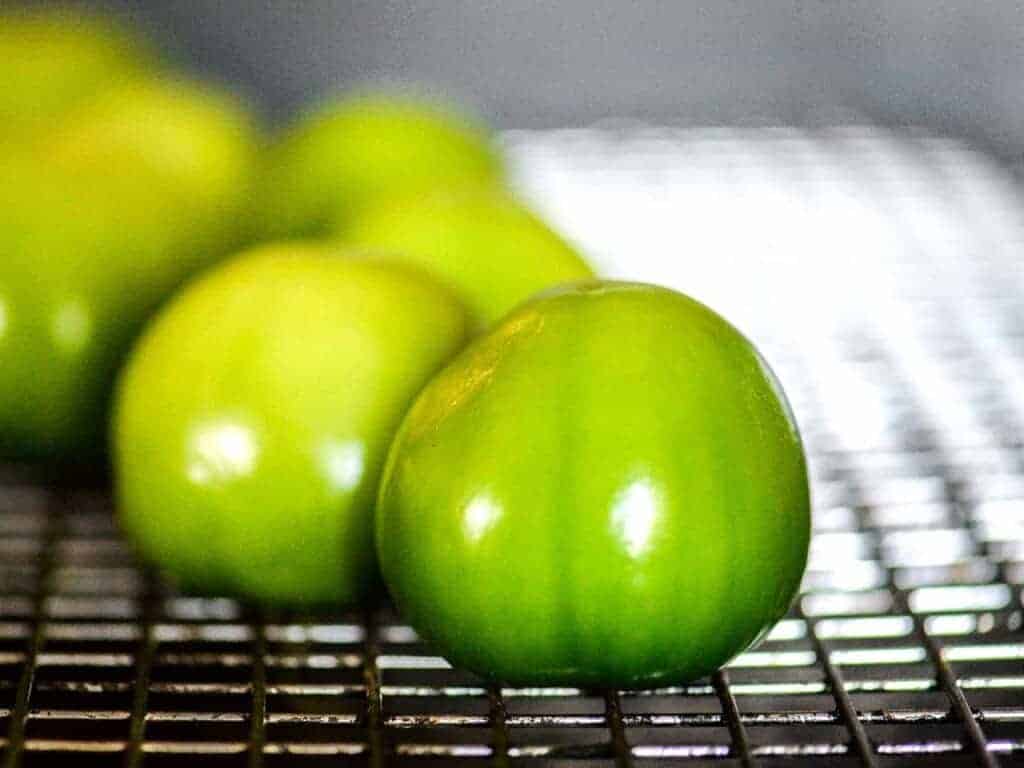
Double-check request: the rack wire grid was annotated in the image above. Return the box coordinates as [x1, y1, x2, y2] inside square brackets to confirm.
[1, 126, 1023, 767]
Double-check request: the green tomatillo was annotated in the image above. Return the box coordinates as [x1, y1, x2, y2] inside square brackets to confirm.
[377, 281, 810, 688]
[0, 7, 156, 135]
[0, 167, 201, 462]
[113, 245, 472, 605]
[344, 189, 595, 327]
[252, 93, 504, 240]
[0, 80, 259, 463]
[46, 75, 261, 255]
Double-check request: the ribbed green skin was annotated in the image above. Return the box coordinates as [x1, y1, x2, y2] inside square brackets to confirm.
[377, 281, 810, 687]
[113, 247, 472, 605]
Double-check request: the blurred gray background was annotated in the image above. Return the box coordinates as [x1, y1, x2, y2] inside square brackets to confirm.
[42, 1, 1024, 162]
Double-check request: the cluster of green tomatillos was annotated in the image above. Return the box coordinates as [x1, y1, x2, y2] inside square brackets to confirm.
[1, 9, 811, 688]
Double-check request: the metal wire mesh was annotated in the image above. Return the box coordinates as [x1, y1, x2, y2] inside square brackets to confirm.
[1, 127, 1023, 766]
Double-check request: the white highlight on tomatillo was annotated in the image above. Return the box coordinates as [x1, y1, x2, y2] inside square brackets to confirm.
[186, 420, 260, 485]
[610, 477, 660, 559]
[463, 493, 502, 543]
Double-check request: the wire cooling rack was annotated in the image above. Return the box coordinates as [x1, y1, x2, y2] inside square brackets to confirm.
[1, 127, 1023, 766]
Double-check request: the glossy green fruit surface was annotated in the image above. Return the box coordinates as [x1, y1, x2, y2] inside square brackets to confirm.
[345, 190, 594, 326]
[0, 166, 199, 461]
[114, 246, 472, 604]
[0, 83, 259, 462]
[253, 93, 504, 239]
[377, 281, 810, 687]
[0, 8, 155, 133]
